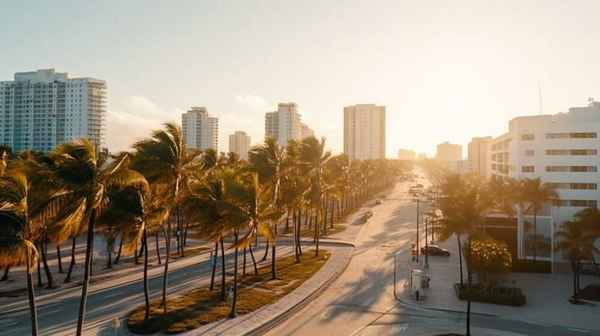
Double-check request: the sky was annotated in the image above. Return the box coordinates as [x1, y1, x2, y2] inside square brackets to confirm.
[2, 1, 600, 157]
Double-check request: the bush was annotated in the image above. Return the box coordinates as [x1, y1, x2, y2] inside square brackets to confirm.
[466, 237, 512, 286]
[454, 283, 526, 306]
[511, 259, 551, 273]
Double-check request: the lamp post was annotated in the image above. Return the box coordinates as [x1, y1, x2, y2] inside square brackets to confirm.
[424, 215, 429, 268]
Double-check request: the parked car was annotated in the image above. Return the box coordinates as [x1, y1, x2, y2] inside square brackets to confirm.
[420, 245, 450, 256]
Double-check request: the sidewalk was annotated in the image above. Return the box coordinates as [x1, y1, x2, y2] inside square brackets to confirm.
[396, 236, 600, 332]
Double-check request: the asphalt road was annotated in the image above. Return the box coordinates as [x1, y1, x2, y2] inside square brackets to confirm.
[265, 177, 597, 336]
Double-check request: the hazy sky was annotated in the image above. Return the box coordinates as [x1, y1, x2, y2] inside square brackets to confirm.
[2, 1, 600, 157]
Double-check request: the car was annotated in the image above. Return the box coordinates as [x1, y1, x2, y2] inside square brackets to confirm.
[420, 245, 450, 256]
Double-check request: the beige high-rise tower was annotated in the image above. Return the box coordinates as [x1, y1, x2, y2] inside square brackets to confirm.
[343, 104, 386, 160]
[228, 131, 251, 160]
[181, 107, 218, 151]
[468, 136, 492, 177]
[265, 102, 314, 146]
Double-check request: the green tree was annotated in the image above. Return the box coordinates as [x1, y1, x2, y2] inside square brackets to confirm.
[520, 178, 557, 262]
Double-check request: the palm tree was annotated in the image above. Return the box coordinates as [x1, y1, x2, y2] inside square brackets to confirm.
[248, 138, 285, 278]
[437, 173, 492, 336]
[50, 140, 146, 335]
[0, 169, 40, 336]
[299, 136, 331, 256]
[520, 178, 557, 262]
[131, 123, 200, 314]
[555, 220, 599, 302]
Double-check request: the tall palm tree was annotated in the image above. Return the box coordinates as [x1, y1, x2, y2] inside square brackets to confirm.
[50, 140, 146, 335]
[131, 123, 200, 314]
[0, 169, 40, 336]
[555, 220, 599, 302]
[520, 178, 557, 262]
[299, 136, 331, 256]
[249, 138, 285, 278]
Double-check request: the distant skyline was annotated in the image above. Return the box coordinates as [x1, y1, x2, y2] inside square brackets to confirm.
[2, 1, 600, 156]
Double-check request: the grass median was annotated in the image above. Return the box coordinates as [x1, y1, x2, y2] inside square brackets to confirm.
[127, 249, 331, 334]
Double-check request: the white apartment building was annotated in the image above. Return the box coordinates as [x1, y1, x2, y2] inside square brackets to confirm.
[265, 102, 313, 145]
[436, 142, 462, 162]
[398, 148, 417, 161]
[489, 101, 600, 265]
[468, 136, 492, 176]
[228, 130, 251, 160]
[182, 107, 218, 151]
[343, 104, 386, 160]
[0, 69, 106, 153]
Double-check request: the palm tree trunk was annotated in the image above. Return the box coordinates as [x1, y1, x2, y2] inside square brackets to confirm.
[533, 211, 537, 262]
[466, 236, 472, 336]
[76, 209, 97, 336]
[26, 247, 39, 336]
[457, 235, 464, 286]
[297, 209, 303, 256]
[161, 220, 171, 314]
[36, 250, 42, 287]
[261, 239, 269, 262]
[210, 241, 218, 291]
[56, 244, 64, 274]
[220, 238, 226, 301]
[315, 210, 320, 256]
[285, 213, 290, 233]
[229, 230, 239, 318]
[114, 237, 123, 264]
[155, 231, 162, 265]
[40, 238, 54, 289]
[271, 237, 277, 279]
[571, 260, 578, 301]
[64, 236, 76, 283]
[242, 247, 247, 276]
[1, 266, 9, 281]
[249, 243, 258, 275]
[330, 200, 335, 228]
[143, 227, 150, 320]
[106, 243, 112, 269]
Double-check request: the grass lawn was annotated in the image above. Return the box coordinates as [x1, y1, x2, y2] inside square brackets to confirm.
[127, 249, 331, 334]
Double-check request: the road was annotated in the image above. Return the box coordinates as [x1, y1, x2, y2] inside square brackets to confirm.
[0, 242, 300, 335]
[266, 178, 595, 336]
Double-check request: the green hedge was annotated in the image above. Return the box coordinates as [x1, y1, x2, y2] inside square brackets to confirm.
[454, 283, 526, 306]
[511, 260, 551, 273]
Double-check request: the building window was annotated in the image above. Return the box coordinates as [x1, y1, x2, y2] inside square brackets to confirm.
[547, 183, 598, 190]
[521, 166, 535, 173]
[525, 149, 535, 156]
[546, 132, 597, 139]
[546, 166, 597, 172]
[546, 149, 597, 156]
[521, 134, 534, 141]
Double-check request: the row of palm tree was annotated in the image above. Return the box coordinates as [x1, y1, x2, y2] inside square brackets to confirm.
[0, 124, 407, 335]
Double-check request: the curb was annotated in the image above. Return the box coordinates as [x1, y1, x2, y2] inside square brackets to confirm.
[245, 246, 355, 336]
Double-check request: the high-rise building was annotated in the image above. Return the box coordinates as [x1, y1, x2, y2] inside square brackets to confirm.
[435, 142, 462, 162]
[182, 106, 218, 151]
[228, 130, 251, 160]
[397, 149, 416, 161]
[488, 100, 600, 267]
[264, 102, 310, 145]
[468, 136, 492, 177]
[0, 69, 106, 153]
[343, 104, 386, 160]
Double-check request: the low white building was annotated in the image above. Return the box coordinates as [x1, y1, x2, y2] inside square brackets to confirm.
[228, 131, 251, 160]
[489, 101, 600, 267]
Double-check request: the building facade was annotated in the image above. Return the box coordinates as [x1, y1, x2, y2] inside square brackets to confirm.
[0, 69, 106, 153]
[489, 101, 600, 266]
[182, 106, 218, 151]
[468, 136, 492, 177]
[264, 102, 313, 145]
[435, 142, 462, 162]
[228, 130, 251, 160]
[397, 148, 416, 161]
[343, 104, 386, 160]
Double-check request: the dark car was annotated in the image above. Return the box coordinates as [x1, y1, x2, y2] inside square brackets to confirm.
[420, 245, 450, 256]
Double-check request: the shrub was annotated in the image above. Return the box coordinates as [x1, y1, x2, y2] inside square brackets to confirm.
[466, 237, 512, 286]
[454, 283, 526, 306]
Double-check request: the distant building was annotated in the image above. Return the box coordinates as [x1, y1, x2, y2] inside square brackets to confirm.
[0, 69, 106, 153]
[182, 107, 218, 151]
[228, 131, 251, 160]
[417, 152, 428, 160]
[265, 102, 310, 145]
[397, 148, 416, 161]
[468, 136, 492, 177]
[343, 104, 386, 160]
[436, 142, 462, 162]
[301, 122, 315, 139]
[446, 159, 472, 174]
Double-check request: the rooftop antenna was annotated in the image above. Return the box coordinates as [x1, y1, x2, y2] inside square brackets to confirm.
[537, 80, 543, 115]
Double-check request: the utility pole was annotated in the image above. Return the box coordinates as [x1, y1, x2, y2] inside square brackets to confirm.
[416, 198, 420, 263]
